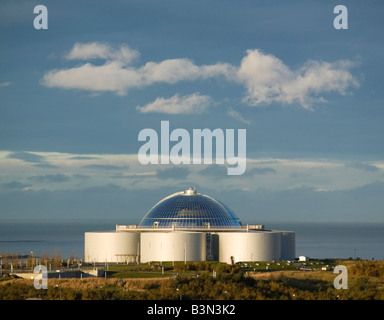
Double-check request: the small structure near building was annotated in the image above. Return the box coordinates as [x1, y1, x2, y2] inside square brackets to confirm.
[299, 256, 309, 262]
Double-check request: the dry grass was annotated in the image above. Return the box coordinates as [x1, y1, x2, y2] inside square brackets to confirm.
[1, 276, 172, 292]
[249, 270, 332, 279]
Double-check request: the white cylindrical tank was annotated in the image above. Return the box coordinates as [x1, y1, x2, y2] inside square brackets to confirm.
[218, 231, 281, 264]
[140, 232, 206, 263]
[280, 231, 296, 260]
[84, 231, 140, 263]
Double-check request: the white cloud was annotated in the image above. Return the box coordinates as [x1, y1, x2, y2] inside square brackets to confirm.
[136, 93, 211, 114]
[42, 42, 233, 96]
[236, 49, 360, 109]
[42, 43, 359, 108]
[66, 42, 139, 64]
[227, 107, 250, 124]
[139, 59, 234, 84]
[43, 61, 143, 96]
[1, 150, 383, 195]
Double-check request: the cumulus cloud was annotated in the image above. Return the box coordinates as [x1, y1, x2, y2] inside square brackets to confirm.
[42, 58, 231, 96]
[42, 43, 359, 109]
[42, 61, 141, 96]
[237, 49, 359, 109]
[137, 93, 212, 114]
[42, 42, 233, 96]
[139, 58, 234, 84]
[66, 42, 139, 64]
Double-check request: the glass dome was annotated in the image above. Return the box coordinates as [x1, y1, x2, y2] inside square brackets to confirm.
[139, 188, 242, 229]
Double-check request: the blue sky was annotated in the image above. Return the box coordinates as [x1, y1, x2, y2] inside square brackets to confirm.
[0, 0, 383, 223]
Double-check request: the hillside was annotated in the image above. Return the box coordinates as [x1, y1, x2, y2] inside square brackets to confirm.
[0, 260, 383, 300]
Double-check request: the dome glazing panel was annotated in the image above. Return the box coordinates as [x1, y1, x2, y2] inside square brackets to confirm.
[139, 188, 242, 229]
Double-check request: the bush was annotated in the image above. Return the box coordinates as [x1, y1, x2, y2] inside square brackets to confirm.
[349, 261, 384, 278]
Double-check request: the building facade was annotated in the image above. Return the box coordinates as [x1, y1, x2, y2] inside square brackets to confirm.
[84, 188, 295, 264]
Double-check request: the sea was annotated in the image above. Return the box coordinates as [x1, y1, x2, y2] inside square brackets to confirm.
[0, 219, 383, 261]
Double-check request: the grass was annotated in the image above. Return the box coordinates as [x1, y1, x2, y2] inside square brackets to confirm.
[1, 259, 383, 300]
[104, 260, 218, 278]
[108, 271, 171, 278]
[83, 259, 338, 279]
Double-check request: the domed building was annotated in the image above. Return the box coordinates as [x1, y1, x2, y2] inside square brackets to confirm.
[139, 188, 242, 229]
[84, 188, 295, 264]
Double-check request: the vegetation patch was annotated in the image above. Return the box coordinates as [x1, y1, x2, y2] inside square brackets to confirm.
[1, 260, 383, 300]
